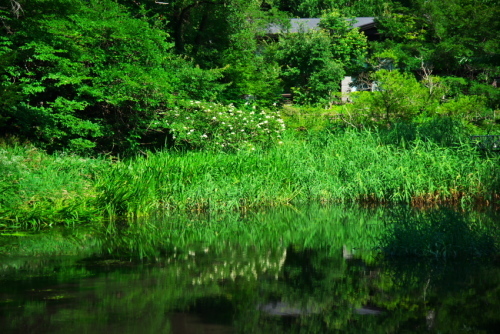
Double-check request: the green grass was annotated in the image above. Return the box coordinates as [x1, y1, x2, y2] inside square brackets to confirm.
[0, 146, 110, 229]
[1, 130, 500, 228]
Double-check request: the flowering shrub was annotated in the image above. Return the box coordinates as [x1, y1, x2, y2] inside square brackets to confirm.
[157, 100, 286, 151]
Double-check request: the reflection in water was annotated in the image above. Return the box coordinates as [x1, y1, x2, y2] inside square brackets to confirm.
[170, 312, 234, 334]
[0, 205, 498, 333]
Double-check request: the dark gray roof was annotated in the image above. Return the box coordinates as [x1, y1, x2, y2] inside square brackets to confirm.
[266, 17, 375, 34]
[352, 17, 376, 28]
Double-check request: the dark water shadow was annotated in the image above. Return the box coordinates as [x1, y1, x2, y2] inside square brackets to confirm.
[379, 207, 499, 259]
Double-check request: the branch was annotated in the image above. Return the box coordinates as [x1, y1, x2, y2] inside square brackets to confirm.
[9, 0, 23, 18]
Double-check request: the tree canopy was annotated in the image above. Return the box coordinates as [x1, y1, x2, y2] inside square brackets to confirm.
[1, 0, 499, 153]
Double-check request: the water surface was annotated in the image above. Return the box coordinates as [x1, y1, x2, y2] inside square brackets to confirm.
[1, 205, 498, 333]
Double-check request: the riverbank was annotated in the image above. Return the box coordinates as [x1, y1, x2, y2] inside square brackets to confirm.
[1, 130, 499, 229]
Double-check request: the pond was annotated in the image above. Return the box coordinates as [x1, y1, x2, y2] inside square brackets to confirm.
[0, 204, 499, 333]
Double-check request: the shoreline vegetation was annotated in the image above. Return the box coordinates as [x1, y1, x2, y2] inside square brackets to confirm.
[1, 129, 499, 230]
[1, 0, 500, 236]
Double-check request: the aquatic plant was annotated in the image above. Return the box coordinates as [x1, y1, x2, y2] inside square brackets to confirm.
[95, 130, 500, 217]
[0, 146, 109, 229]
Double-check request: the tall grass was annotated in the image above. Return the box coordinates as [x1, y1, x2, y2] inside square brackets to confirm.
[95, 130, 500, 216]
[1, 130, 500, 228]
[0, 146, 110, 228]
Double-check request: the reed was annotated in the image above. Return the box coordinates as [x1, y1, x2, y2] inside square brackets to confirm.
[96, 130, 499, 216]
[0, 146, 109, 228]
[2, 130, 500, 228]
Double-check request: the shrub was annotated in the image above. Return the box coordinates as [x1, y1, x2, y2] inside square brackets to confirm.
[346, 70, 428, 125]
[340, 70, 496, 138]
[156, 100, 286, 151]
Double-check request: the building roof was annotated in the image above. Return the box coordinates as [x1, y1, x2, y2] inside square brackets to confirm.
[266, 17, 376, 35]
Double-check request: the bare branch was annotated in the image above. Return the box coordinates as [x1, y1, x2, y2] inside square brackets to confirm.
[6, 0, 23, 18]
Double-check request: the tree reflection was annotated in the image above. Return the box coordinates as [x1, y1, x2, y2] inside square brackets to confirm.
[0, 205, 499, 333]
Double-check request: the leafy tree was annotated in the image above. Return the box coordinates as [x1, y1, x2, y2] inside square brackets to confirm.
[366, 0, 500, 119]
[120, 0, 286, 104]
[319, 11, 368, 73]
[274, 10, 367, 105]
[275, 28, 343, 105]
[276, 0, 385, 17]
[417, 0, 500, 79]
[217, 2, 284, 103]
[0, 37, 18, 128]
[0, 0, 225, 153]
[368, 2, 430, 73]
[371, 0, 500, 81]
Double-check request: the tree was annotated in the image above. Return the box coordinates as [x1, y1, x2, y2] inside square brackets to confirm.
[418, 0, 500, 80]
[276, 0, 384, 17]
[274, 10, 367, 105]
[371, 0, 500, 80]
[0, 0, 227, 153]
[118, 0, 286, 104]
[368, 0, 500, 112]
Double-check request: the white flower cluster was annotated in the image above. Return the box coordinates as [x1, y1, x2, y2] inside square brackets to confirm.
[162, 100, 286, 150]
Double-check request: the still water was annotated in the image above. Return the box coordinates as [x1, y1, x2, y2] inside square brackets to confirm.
[0, 205, 499, 333]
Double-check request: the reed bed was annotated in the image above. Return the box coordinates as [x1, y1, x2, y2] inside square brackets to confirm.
[1, 130, 499, 228]
[0, 146, 110, 228]
[95, 130, 499, 215]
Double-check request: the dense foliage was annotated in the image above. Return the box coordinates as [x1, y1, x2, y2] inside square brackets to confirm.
[272, 10, 367, 105]
[1, 0, 498, 153]
[1, 130, 499, 228]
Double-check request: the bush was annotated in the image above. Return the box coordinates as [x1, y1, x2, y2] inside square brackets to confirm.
[340, 70, 496, 138]
[280, 104, 335, 132]
[156, 100, 286, 151]
[345, 70, 428, 125]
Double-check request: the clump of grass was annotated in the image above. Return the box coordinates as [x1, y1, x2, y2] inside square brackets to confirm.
[2, 130, 500, 228]
[0, 146, 109, 229]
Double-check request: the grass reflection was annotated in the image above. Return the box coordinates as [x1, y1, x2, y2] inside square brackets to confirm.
[380, 207, 498, 258]
[0, 205, 499, 333]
